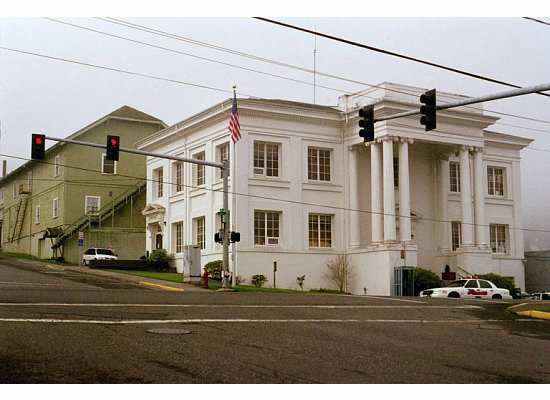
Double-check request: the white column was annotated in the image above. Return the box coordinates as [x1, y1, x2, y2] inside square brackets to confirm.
[460, 146, 474, 247]
[439, 158, 450, 253]
[383, 137, 396, 242]
[473, 148, 487, 248]
[370, 142, 383, 243]
[399, 138, 412, 242]
[349, 146, 360, 249]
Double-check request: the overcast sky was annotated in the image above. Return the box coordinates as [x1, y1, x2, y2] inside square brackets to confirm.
[1, 16, 550, 247]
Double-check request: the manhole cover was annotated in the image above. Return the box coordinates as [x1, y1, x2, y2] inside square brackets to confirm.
[147, 328, 191, 335]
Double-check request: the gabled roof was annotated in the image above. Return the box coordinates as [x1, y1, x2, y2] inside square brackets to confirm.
[1, 105, 166, 183]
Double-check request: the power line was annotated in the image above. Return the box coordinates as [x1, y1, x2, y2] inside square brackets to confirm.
[95, 17, 550, 126]
[254, 17, 550, 99]
[1, 152, 549, 234]
[523, 17, 550, 27]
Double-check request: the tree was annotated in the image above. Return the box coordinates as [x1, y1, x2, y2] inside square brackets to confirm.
[325, 255, 353, 293]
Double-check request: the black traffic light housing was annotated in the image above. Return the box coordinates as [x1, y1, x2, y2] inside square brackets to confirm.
[358, 105, 375, 143]
[31, 134, 46, 160]
[106, 135, 120, 161]
[420, 89, 437, 131]
[230, 231, 241, 243]
[214, 232, 222, 244]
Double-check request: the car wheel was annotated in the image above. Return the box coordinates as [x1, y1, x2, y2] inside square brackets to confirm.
[492, 294, 502, 300]
[448, 292, 460, 298]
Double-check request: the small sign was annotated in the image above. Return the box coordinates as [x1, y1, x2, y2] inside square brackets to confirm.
[78, 239, 84, 247]
[78, 231, 84, 240]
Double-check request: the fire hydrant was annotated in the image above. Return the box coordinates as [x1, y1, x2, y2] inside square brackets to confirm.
[202, 271, 209, 289]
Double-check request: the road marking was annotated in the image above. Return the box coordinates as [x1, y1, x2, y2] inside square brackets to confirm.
[0, 318, 541, 325]
[0, 303, 481, 309]
[360, 296, 426, 304]
[139, 281, 184, 292]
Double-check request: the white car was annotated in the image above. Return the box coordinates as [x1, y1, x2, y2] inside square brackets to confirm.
[420, 279, 512, 300]
[81, 248, 118, 266]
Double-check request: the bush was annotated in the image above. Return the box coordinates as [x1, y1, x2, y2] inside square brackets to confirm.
[296, 275, 306, 290]
[476, 273, 515, 292]
[251, 274, 268, 288]
[148, 249, 175, 271]
[204, 260, 223, 280]
[235, 275, 246, 285]
[325, 255, 353, 293]
[414, 268, 443, 296]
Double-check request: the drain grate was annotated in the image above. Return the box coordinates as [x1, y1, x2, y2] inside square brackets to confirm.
[147, 328, 191, 335]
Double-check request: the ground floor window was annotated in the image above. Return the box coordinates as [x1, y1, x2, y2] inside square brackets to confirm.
[173, 222, 183, 253]
[490, 224, 508, 254]
[308, 214, 332, 248]
[254, 210, 280, 246]
[194, 217, 205, 249]
[451, 221, 462, 251]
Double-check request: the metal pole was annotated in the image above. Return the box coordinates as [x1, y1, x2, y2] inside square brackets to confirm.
[222, 159, 230, 289]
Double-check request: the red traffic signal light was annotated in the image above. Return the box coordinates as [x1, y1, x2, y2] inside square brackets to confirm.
[31, 134, 46, 160]
[106, 135, 120, 161]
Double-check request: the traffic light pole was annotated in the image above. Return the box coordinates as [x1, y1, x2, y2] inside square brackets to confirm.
[41, 135, 231, 288]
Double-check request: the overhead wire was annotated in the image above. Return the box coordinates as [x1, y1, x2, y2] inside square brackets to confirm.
[1, 152, 549, 234]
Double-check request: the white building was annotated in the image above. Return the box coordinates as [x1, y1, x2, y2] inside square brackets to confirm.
[138, 83, 532, 295]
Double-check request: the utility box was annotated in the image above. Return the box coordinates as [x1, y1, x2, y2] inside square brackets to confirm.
[183, 245, 201, 283]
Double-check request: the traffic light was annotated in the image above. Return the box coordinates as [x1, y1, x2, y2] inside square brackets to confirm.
[420, 89, 437, 131]
[106, 135, 120, 161]
[230, 231, 241, 243]
[214, 232, 223, 244]
[31, 134, 46, 160]
[358, 105, 375, 142]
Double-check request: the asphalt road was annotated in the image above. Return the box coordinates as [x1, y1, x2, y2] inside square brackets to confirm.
[0, 255, 549, 383]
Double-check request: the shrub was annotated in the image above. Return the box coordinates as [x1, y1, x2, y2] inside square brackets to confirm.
[414, 268, 443, 296]
[235, 275, 246, 285]
[251, 274, 268, 288]
[148, 249, 175, 271]
[296, 275, 306, 290]
[476, 273, 515, 292]
[325, 255, 353, 293]
[204, 260, 223, 280]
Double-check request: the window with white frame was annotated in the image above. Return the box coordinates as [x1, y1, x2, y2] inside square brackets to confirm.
[487, 166, 505, 196]
[307, 147, 331, 182]
[35, 205, 40, 224]
[216, 142, 230, 180]
[254, 210, 280, 246]
[254, 142, 279, 177]
[102, 154, 117, 175]
[54, 155, 61, 177]
[451, 221, 462, 251]
[449, 162, 460, 193]
[173, 162, 184, 193]
[154, 167, 163, 199]
[193, 152, 206, 187]
[490, 224, 508, 254]
[173, 221, 184, 253]
[85, 195, 100, 214]
[52, 197, 59, 218]
[194, 216, 205, 249]
[308, 214, 332, 248]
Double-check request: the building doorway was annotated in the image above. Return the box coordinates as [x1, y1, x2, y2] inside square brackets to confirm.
[155, 233, 163, 249]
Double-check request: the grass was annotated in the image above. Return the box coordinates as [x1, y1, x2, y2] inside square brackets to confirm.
[110, 270, 184, 283]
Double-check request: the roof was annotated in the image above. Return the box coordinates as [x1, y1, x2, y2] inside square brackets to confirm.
[1, 105, 166, 183]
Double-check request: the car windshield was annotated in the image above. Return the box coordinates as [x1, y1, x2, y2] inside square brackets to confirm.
[96, 249, 115, 255]
[446, 280, 467, 288]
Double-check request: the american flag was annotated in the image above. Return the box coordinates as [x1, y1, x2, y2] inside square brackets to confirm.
[229, 90, 241, 144]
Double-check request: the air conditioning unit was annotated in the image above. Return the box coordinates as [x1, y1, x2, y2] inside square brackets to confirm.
[267, 237, 279, 245]
[253, 168, 264, 175]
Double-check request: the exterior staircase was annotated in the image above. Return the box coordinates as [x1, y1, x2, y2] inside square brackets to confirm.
[52, 183, 146, 250]
[9, 193, 29, 242]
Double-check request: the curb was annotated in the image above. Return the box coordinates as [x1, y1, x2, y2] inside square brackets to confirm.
[139, 281, 185, 292]
[515, 310, 550, 320]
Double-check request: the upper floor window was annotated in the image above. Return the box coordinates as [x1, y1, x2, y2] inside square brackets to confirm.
[102, 154, 117, 175]
[308, 148, 331, 182]
[54, 155, 61, 177]
[52, 197, 59, 218]
[85, 195, 101, 214]
[254, 210, 280, 246]
[173, 221, 184, 253]
[487, 167, 505, 196]
[490, 224, 508, 254]
[35, 205, 41, 224]
[308, 214, 332, 248]
[449, 162, 461, 193]
[194, 216, 205, 250]
[254, 142, 279, 177]
[153, 167, 163, 199]
[193, 151, 206, 187]
[451, 221, 462, 251]
[173, 162, 184, 194]
[216, 143, 230, 180]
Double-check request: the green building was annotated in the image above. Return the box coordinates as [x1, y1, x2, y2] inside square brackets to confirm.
[0, 106, 166, 264]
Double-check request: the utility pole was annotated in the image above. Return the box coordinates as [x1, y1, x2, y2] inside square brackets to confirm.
[222, 159, 230, 289]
